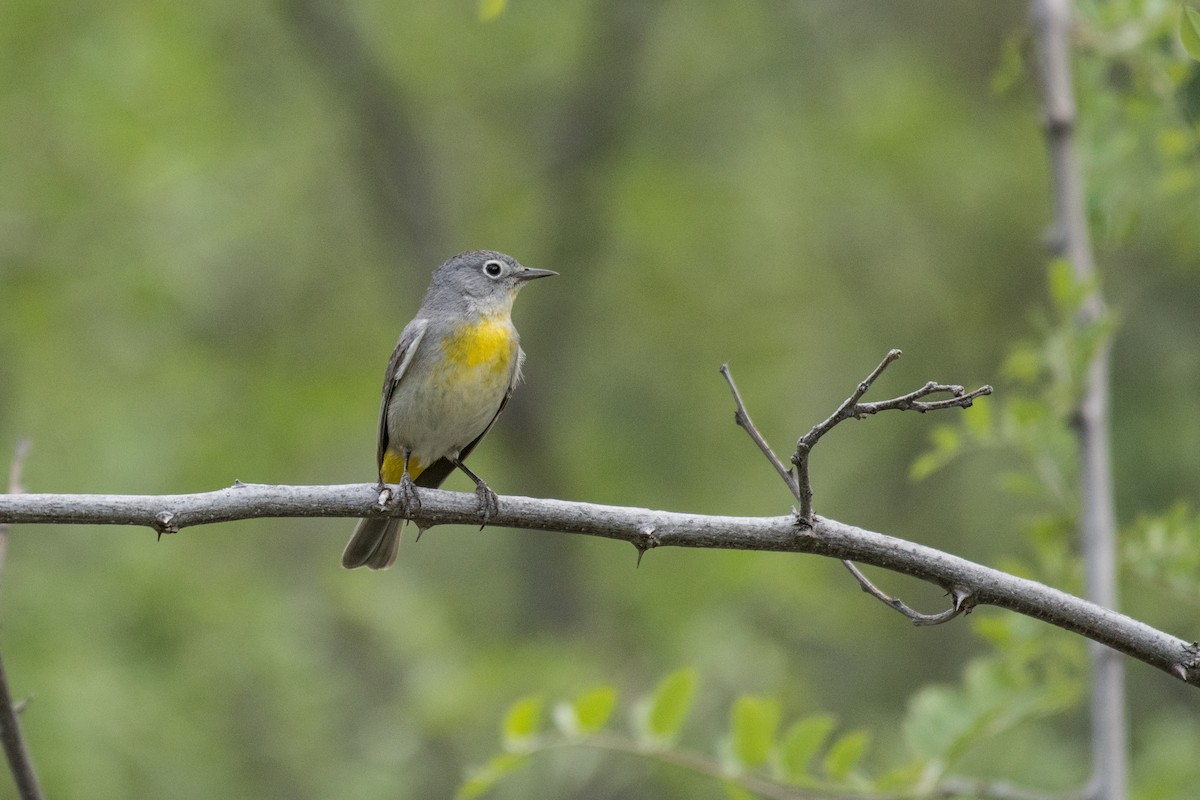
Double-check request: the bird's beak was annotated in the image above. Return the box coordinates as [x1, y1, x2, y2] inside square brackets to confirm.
[517, 267, 558, 281]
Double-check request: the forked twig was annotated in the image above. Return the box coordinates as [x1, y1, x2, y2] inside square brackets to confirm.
[722, 352, 992, 626]
[792, 349, 992, 525]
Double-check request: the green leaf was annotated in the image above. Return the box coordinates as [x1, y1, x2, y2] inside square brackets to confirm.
[1181, 6, 1200, 61]
[643, 668, 698, 744]
[779, 714, 837, 782]
[478, 0, 508, 22]
[574, 686, 617, 733]
[730, 696, 780, 769]
[502, 696, 542, 751]
[903, 684, 973, 764]
[1125, 503, 1200, 600]
[553, 685, 618, 736]
[823, 730, 870, 782]
[456, 754, 528, 800]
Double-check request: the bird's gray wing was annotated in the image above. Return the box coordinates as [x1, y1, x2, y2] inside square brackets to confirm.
[414, 345, 525, 489]
[374, 318, 428, 477]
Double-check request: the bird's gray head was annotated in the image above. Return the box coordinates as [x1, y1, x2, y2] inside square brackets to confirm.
[422, 250, 556, 316]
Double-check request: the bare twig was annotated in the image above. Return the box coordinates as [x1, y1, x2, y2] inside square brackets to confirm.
[793, 348, 902, 523]
[792, 350, 991, 526]
[721, 354, 992, 628]
[1031, 1, 1126, 798]
[0, 441, 43, 800]
[719, 364, 801, 499]
[0, 654, 40, 800]
[854, 382, 994, 415]
[0, 484, 1196, 685]
[842, 561, 973, 627]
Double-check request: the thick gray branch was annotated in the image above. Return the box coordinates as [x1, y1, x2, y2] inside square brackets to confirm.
[1, 485, 1196, 687]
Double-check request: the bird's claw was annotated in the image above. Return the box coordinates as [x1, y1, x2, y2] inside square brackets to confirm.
[475, 482, 499, 529]
[397, 473, 422, 518]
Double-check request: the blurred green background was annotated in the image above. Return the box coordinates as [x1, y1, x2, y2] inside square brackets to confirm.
[2, 1, 1199, 797]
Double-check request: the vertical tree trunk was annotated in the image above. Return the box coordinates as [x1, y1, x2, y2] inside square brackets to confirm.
[1030, 1, 1127, 797]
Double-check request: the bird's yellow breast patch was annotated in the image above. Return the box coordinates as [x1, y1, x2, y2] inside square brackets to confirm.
[440, 316, 516, 372]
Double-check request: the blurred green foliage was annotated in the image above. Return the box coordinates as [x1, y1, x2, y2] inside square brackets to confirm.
[2, 1, 1200, 798]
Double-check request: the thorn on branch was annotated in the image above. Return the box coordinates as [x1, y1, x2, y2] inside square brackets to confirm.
[950, 585, 977, 615]
[153, 511, 179, 539]
[1176, 642, 1200, 682]
[634, 525, 660, 567]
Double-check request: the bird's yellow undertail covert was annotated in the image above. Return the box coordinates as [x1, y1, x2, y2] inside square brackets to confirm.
[341, 250, 556, 570]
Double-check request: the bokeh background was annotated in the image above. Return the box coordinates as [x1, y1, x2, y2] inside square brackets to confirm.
[2, 1, 1199, 797]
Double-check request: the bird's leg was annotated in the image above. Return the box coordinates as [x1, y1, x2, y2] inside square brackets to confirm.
[449, 455, 498, 528]
[396, 448, 422, 518]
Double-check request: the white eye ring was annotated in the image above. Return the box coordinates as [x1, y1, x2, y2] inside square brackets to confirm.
[483, 260, 504, 278]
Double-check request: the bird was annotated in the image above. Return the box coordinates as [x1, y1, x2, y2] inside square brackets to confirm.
[341, 250, 556, 570]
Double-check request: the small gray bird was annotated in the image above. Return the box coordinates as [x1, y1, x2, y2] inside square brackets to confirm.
[341, 250, 556, 570]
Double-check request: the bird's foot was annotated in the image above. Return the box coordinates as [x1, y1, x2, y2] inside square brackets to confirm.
[396, 473, 422, 519]
[475, 482, 499, 529]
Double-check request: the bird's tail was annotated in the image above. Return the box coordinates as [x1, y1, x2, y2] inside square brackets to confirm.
[341, 516, 403, 570]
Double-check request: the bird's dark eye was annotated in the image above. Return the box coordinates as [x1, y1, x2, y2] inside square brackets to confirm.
[483, 260, 504, 278]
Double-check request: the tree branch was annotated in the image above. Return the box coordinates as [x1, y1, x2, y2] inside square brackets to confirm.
[1, 484, 1196, 687]
[0, 656, 40, 800]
